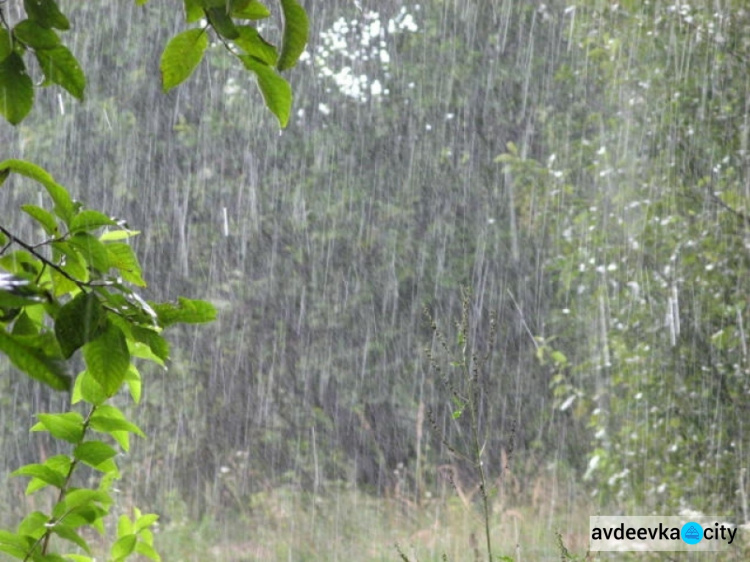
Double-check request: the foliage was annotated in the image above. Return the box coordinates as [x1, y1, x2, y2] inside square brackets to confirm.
[3, 1, 749, 557]
[0, 0, 308, 127]
[0, 159, 215, 559]
[0, 0, 309, 560]
[527, 0, 750, 516]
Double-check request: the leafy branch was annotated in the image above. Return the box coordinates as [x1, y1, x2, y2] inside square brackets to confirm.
[0, 160, 216, 561]
[0, 224, 114, 292]
[0, 0, 309, 127]
[0, 1, 309, 559]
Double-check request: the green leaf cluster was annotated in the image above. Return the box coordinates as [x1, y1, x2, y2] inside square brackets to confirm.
[0, 160, 216, 560]
[0, 0, 308, 128]
[160, 0, 308, 127]
[0, 0, 82, 124]
[1, 0, 308, 558]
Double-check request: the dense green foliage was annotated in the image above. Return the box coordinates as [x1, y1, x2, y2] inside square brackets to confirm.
[0, 159, 216, 560]
[525, 1, 750, 515]
[0, 0, 308, 560]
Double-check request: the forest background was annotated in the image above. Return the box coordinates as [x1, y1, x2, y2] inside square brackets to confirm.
[2, 0, 750, 559]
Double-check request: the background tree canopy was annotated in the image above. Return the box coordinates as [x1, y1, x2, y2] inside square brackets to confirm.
[1, 0, 750, 559]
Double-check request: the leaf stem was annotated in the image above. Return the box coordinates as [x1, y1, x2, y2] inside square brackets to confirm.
[33, 405, 97, 558]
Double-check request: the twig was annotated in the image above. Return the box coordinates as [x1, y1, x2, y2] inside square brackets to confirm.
[0, 224, 112, 289]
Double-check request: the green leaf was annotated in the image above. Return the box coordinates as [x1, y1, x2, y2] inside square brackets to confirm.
[70, 210, 118, 233]
[277, 0, 308, 71]
[0, 159, 75, 222]
[21, 204, 59, 235]
[23, 455, 72, 494]
[83, 320, 130, 396]
[69, 232, 111, 273]
[0, 543, 29, 560]
[55, 489, 111, 515]
[55, 292, 105, 358]
[206, 7, 240, 39]
[51, 241, 88, 283]
[74, 441, 118, 468]
[14, 331, 63, 357]
[131, 326, 169, 362]
[111, 534, 137, 561]
[11, 310, 40, 336]
[50, 269, 79, 296]
[90, 405, 145, 438]
[234, 26, 277, 65]
[17, 511, 49, 538]
[0, 250, 40, 277]
[550, 350, 568, 366]
[92, 457, 120, 479]
[183, 0, 204, 22]
[99, 229, 140, 242]
[106, 243, 146, 286]
[124, 364, 142, 404]
[59, 490, 112, 514]
[46, 454, 73, 472]
[0, 307, 21, 325]
[11, 463, 66, 489]
[0, 330, 70, 390]
[231, 0, 270, 19]
[23, 0, 71, 30]
[34, 412, 84, 443]
[0, 53, 33, 125]
[0, 29, 12, 62]
[14, 19, 61, 49]
[0, 288, 42, 306]
[240, 56, 291, 128]
[35, 45, 86, 100]
[118, 514, 133, 537]
[160, 28, 208, 92]
[95, 291, 155, 327]
[139, 528, 155, 546]
[72, 369, 108, 405]
[0, 530, 34, 557]
[152, 297, 216, 326]
[128, 341, 164, 366]
[52, 524, 90, 553]
[134, 514, 159, 533]
[63, 504, 108, 527]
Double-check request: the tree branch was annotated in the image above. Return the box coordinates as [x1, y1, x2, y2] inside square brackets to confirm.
[0, 224, 111, 290]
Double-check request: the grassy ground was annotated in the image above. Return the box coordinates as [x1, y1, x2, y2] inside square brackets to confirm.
[3, 469, 748, 560]
[151, 485, 750, 561]
[153, 478, 591, 561]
